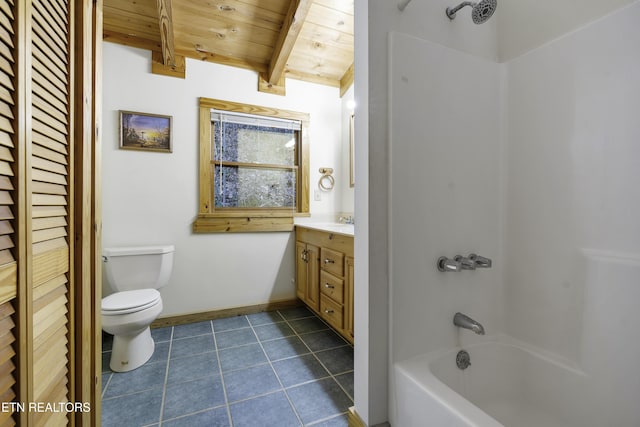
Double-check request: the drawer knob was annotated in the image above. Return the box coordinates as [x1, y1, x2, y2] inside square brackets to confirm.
[324, 258, 335, 264]
[324, 283, 335, 289]
[324, 309, 334, 314]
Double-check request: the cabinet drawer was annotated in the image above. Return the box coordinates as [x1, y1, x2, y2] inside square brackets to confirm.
[320, 247, 344, 277]
[320, 271, 344, 304]
[320, 294, 343, 330]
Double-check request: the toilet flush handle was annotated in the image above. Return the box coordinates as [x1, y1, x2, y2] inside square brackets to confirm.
[102, 255, 108, 262]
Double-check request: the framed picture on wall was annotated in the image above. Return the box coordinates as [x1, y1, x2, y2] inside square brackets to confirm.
[119, 110, 172, 153]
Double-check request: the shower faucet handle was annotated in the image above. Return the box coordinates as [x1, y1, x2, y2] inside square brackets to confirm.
[469, 253, 492, 268]
[437, 256, 462, 272]
[454, 255, 476, 270]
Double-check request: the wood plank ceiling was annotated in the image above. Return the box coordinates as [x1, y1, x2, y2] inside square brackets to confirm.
[103, 0, 354, 95]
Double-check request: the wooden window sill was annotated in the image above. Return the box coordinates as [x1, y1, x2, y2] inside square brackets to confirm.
[192, 214, 294, 233]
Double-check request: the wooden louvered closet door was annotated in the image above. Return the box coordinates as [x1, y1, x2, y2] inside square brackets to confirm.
[0, 0, 100, 425]
[0, 1, 18, 426]
[30, 0, 72, 425]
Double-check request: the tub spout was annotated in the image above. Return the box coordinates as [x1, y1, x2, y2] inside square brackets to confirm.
[453, 312, 485, 335]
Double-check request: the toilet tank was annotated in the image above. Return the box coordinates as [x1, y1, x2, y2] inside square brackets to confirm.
[103, 245, 175, 293]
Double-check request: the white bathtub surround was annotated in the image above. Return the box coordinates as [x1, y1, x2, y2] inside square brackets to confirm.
[385, 1, 640, 426]
[389, 30, 505, 368]
[505, 1, 640, 362]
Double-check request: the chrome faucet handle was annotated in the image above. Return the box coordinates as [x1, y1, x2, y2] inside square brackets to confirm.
[339, 215, 354, 224]
[437, 256, 462, 272]
[469, 253, 492, 268]
[454, 255, 476, 270]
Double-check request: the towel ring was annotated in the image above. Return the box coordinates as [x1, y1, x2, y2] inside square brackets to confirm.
[318, 167, 335, 191]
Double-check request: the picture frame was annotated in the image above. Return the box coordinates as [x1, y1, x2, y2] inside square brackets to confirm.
[119, 110, 172, 153]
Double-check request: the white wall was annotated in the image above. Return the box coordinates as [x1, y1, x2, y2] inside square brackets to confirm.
[505, 0, 640, 397]
[102, 42, 346, 316]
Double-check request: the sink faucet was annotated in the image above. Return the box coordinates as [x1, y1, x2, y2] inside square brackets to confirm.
[453, 312, 485, 335]
[339, 215, 354, 225]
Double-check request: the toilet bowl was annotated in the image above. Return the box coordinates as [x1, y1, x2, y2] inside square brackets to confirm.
[101, 245, 174, 372]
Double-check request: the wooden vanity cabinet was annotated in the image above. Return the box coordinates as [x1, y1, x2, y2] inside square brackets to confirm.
[296, 241, 320, 311]
[296, 226, 354, 343]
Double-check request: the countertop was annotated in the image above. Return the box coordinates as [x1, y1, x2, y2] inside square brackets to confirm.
[294, 222, 354, 237]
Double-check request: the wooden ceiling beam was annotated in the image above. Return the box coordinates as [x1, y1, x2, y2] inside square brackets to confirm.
[156, 0, 176, 67]
[103, 30, 162, 52]
[340, 62, 354, 97]
[267, 0, 314, 85]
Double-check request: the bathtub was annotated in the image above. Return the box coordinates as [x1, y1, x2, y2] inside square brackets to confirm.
[393, 337, 612, 427]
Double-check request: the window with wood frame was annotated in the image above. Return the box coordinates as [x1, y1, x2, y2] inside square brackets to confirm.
[193, 98, 310, 233]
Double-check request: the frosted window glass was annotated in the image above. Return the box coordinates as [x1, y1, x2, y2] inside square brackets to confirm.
[214, 166, 296, 208]
[213, 122, 296, 166]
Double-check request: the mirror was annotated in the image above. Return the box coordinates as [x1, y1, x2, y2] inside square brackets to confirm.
[349, 114, 355, 187]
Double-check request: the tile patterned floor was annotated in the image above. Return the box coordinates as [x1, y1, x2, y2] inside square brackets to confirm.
[101, 307, 354, 427]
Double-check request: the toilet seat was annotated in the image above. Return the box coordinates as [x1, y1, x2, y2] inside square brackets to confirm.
[102, 289, 161, 315]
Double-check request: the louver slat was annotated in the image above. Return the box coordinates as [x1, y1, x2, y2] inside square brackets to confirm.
[30, 0, 71, 423]
[0, 1, 16, 331]
[0, 302, 15, 425]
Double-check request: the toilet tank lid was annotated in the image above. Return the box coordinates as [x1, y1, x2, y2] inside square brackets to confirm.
[103, 245, 175, 257]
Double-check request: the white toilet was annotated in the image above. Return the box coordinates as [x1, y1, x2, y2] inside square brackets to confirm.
[101, 245, 174, 372]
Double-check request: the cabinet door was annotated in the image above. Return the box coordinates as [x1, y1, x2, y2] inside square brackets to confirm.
[345, 257, 355, 341]
[306, 244, 320, 311]
[295, 241, 307, 300]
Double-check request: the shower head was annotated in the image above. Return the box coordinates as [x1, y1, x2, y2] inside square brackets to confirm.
[446, 0, 497, 24]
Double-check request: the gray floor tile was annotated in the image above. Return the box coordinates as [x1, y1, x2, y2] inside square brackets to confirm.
[334, 372, 354, 399]
[215, 328, 258, 349]
[223, 364, 281, 402]
[315, 346, 353, 375]
[162, 407, 230, 427]
[262, 336, 310, 361]
[172, 321, 212, 339]
[288, 317, 329, 334]
[286, 378, 352, 425]
[150, 326, 173, 343]
[147, 341, 170, 364]
[253, 322, 295, 341]
[102, 373, 111, 394]
[101, 310, 355, 427]
[170, 334, 215, 359]
[299, 329, 348, 352]
[102, 388, 162, 427]
[308, 414, 349, 427]
[102, 351, 112, 373]
[103, 361, 167, 398]
[272, 354, 330, 388]
[167, 351, 219, 385]
[218, 343, 268, 372]
[163, 375, 226, 420]
[212, 316, 250, 332]
[278, 306, 314, 320]
[229, 391, 301, 427]
[246, 311, 285, 326]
